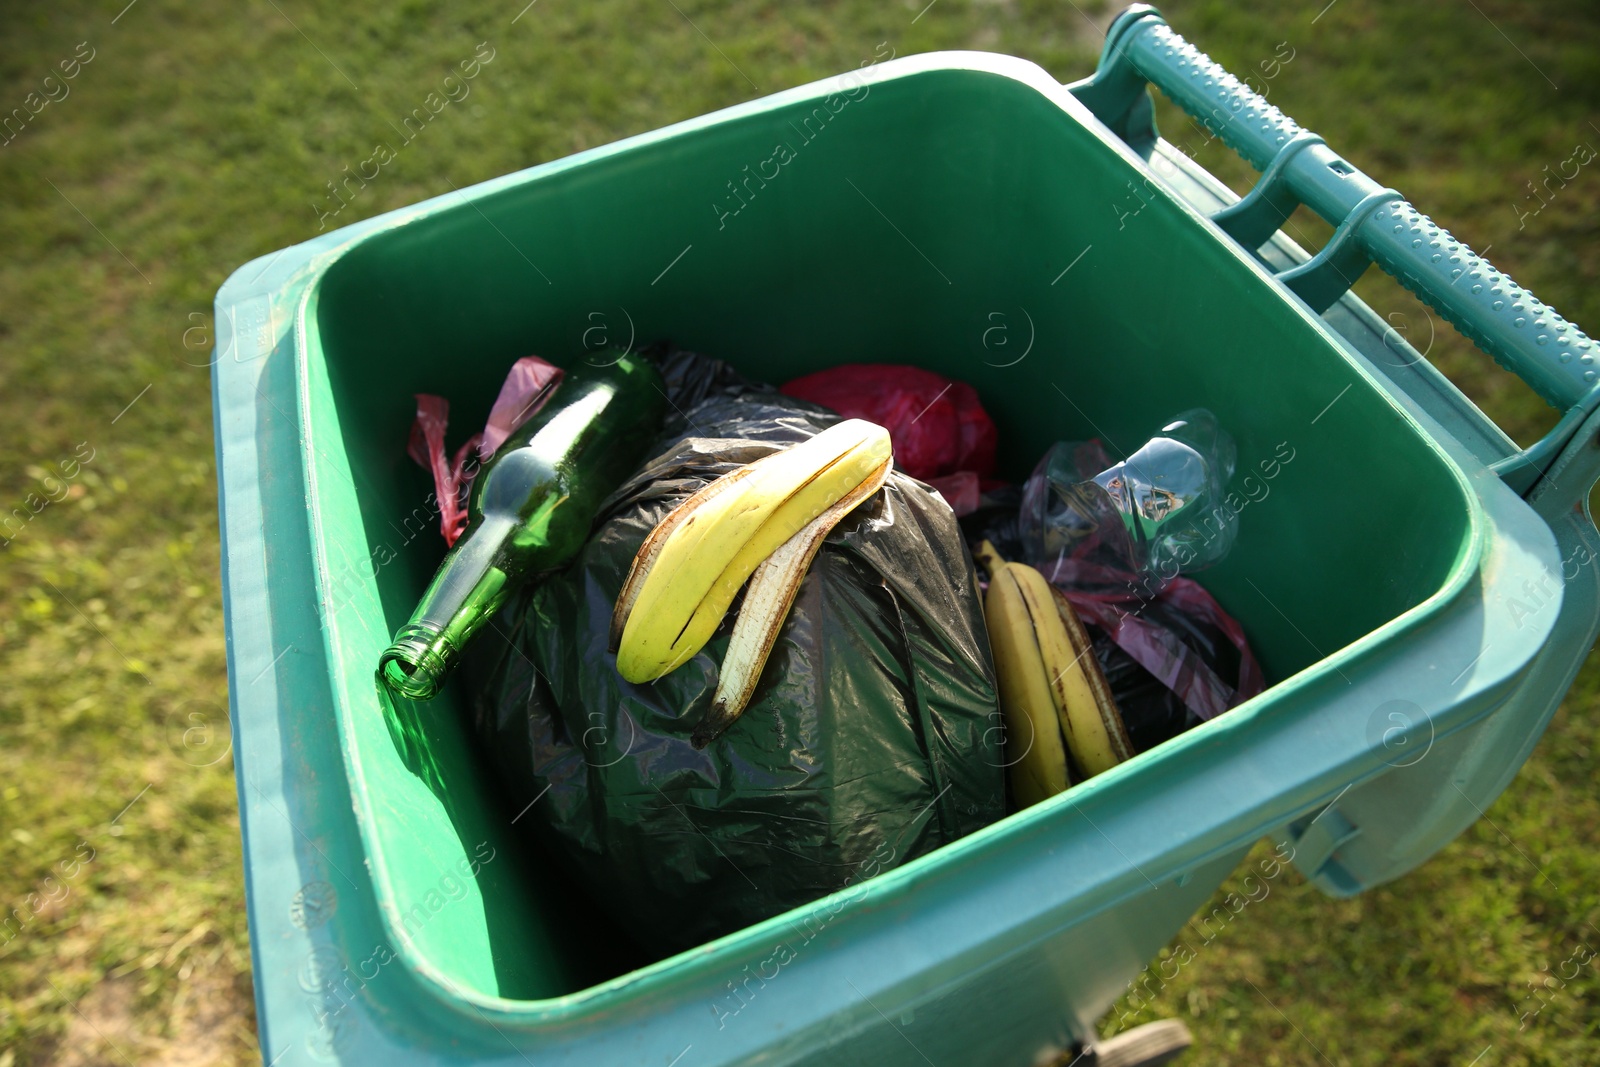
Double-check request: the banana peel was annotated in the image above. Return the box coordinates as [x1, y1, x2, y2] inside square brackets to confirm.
[611, 418, 893, 746]
[977, 541, 1133, 805]
[694, 457, 891, 747]
[984, 561, 1072, 807]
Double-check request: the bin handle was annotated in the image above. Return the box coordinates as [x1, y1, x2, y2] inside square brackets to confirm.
[1072, 5, 1600, 499]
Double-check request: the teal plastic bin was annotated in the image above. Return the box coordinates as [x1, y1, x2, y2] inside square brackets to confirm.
[213, 7, 1600, 1063]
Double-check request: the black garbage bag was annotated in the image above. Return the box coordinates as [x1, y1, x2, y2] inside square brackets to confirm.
[465, 371, 1004, 954]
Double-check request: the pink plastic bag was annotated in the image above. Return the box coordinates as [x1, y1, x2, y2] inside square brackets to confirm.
[1041, 556, 1265, 721]
[406, 356, 564, 545]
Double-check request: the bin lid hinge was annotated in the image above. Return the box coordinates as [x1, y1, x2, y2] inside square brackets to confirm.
[1287, 802, 1361, 882]
[1491, 390, 1600, 513]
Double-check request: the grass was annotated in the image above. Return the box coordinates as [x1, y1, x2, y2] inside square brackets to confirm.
[0, 0, 1595, 1063]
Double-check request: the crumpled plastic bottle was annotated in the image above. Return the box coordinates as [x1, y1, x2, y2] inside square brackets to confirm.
[1019, 409, 1238, 593]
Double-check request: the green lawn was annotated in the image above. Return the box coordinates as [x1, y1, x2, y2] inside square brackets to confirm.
[0, 0, 1595, 1063]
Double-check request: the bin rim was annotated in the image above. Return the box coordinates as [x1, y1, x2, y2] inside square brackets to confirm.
[264, 46, 1520, 1030]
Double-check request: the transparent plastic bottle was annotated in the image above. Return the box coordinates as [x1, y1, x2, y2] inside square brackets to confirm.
[1019, 409, 1238, 593]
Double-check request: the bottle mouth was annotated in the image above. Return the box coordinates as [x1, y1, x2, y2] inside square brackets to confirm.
[378, 625, 455, 700]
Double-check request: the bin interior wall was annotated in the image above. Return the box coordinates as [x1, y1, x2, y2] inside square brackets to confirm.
[308, 67, 1474, 1000]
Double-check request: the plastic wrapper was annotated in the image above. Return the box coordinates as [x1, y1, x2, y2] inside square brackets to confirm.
[1053, 559, 1263, 731]
[464, 366, 1004, 954]
[1093, 592, 1248, 751]
[781, 363, 998, 515]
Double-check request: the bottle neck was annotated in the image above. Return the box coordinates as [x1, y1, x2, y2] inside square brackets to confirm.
[378, 515, 517, 699]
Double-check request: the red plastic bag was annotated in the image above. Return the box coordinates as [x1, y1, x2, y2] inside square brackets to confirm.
[780, 364, 997, 514]
[406, 356, 563, 545]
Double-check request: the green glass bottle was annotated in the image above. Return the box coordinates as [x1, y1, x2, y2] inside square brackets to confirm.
[379, 353, 665, 699]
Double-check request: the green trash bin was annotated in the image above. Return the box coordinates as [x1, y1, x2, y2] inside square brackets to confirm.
[213, 6, 1600, 1063]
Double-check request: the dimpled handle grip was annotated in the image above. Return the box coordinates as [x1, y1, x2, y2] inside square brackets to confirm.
[1115, 14, 1599, 411]
[1364, 202, 1599, 409]
[1123, 21, 1303, 171]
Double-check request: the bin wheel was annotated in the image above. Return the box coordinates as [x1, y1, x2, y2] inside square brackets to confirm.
[1090, 1019, 1192, 1067]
